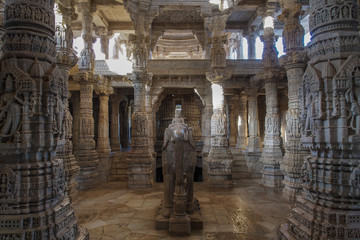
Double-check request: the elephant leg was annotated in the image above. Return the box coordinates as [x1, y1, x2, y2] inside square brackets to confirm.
[186, 170, 195, 213]
[161, 173, 174, 218]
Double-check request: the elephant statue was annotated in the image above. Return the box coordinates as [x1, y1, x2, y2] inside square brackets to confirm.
[156, 105, 202, 235]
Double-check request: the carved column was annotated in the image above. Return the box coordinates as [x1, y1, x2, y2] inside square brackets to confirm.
[120, 99, 130, 148]
[227, 94, 239, 147]
[55, 1, 80, 202]
[205, 12, 233, 188]
[127, 75, 154, 189]
[110, 93, 122, 151]
[244, 27, 257, 59]
[236, 93, 248, 149]
[95, 80, 113, 181]
[95, 26, 113, 60]
[124, 0, 157, 189]
[279, 1, 360, 239]
[77, 1, 96, 72]
[278, 2, 309, 202]
[258, 14, 285, 188]
[0, 0, 88, 238]
[246, 88, 260, 152]
[75, 76, 99, 189]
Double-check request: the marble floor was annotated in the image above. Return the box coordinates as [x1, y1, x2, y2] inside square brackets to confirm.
[73, 179, 291, 240]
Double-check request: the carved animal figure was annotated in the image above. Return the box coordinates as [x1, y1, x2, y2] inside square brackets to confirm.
[160, 106, 196, 218]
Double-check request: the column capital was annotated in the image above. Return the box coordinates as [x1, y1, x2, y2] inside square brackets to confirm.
[206, 69, 232, 84]
[279, 51, 308, 70]
[95, 79, 113, 96]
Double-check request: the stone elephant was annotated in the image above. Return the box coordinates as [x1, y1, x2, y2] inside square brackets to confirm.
[160, 107, 197, 218]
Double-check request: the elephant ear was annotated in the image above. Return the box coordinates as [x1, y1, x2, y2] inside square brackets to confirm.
[162, 127, 170, 150]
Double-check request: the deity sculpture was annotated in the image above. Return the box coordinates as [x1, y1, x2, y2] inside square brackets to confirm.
[156, 105, 202, 235]
[0, 74, 23, 142]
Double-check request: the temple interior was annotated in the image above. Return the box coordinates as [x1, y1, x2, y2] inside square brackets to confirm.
[1, 0, 360, 239]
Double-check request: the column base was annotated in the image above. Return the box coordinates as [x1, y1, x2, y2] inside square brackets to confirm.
[208, 171, 233, 188]
[0, 198, 89, 240]
[261, 163, 284, 187]
[75, 149, 99, 190]
[207, 146, 233, 188]
[127, 150, 154, 189]
[244, 150, 262, 179]
[282, 175, 302, 202]
[97, 152, 112, 181]
[278, 195, 360, 239]
[156, 199, 203, 234]
[59, 151, 80, 202]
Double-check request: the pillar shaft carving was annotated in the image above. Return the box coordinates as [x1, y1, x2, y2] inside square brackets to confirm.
[110, 94, 122, 151]
[0, 0, 88, 238]
[278, 2, 309, 202]
[279, 1, 360, 239]
[236, 93, 248, 149]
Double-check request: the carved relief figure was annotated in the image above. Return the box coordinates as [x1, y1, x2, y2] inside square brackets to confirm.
[55, 96, 66, 135]
[0, 74, 23, 141]
[346, 67, 360, 135]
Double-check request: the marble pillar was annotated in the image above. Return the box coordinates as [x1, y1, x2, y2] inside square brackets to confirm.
[74, 1, 99, 189]
[110, 94, 122, 152]
[78, 2, 96, 72]
[244, 28, 257, 60]
[95, 26, 113, 60]
[206, 72, 233, 188]
[55, 4, 80, 202]
[96, 83, 113, 181]
[278, 2, 308, 202]
[258, 16, 285, 188]
[279, 1, 360, 239]
[228, 95, 239, 147]
[127, 76, 154, 189]
[120, 99, 130, 149]
[236, 93, 248, 149]
[246, 89, 261, 152]
[0, 0, 88, 238]
[75, 77, 99, 189]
